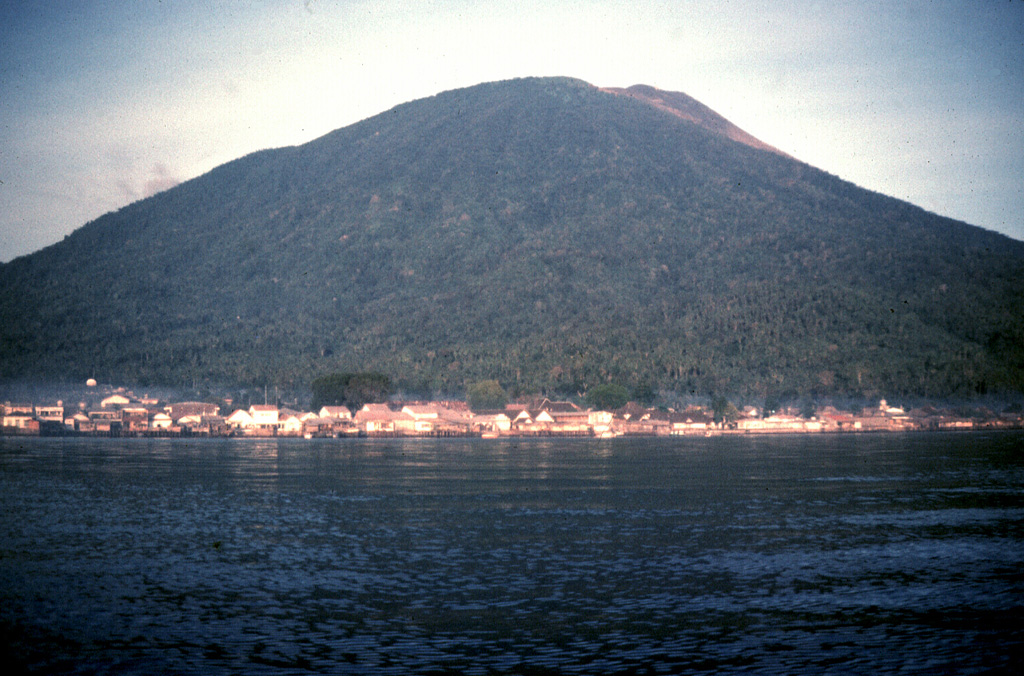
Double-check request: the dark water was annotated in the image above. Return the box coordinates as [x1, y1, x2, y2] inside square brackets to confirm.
[2, 433, 1022, 674]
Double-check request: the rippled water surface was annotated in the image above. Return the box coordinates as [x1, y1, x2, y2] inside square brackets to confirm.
[2, 433, 1023, 674]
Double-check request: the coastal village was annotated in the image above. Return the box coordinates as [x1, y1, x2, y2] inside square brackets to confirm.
[3, 387, 1022, 438]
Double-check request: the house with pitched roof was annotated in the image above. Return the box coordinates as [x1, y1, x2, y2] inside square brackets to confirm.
[354, 404, 411, 434]
[227, 408, 254, 431]
[318, 406, 352, 420]
[101, 394, 132, 409]
[470, 412, 511, 435]
[249, 405, 280, 434]
[2, 411, 39, 435]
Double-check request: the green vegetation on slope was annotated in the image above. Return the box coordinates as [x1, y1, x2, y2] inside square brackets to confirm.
[2, 77, 1023, 399]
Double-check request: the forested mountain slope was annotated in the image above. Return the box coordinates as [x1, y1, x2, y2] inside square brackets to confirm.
[2, 77, 1022, 398]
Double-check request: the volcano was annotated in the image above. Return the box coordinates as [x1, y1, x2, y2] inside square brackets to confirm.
[2, 77, 1022, 398]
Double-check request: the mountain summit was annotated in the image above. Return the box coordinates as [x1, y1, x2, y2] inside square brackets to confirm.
[600, 84, 789, 157]
[2, 77, 1022, 398]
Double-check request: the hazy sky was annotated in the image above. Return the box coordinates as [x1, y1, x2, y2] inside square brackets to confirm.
[2, 0, 1022, 262]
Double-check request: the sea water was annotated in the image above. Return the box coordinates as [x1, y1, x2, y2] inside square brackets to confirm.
[2, 432, 1022, 674]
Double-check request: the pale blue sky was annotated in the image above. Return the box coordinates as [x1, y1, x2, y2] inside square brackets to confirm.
[2, 0, 1022, 262]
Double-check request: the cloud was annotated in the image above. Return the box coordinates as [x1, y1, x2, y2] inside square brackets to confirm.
[142, 163, 181, 197]
[117, 162, 182, 203]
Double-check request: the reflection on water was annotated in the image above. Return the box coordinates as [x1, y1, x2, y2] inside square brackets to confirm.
[2, 433, 1023, 674]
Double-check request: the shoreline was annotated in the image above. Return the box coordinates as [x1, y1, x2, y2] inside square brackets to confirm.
[4, 423, 1021, 441]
